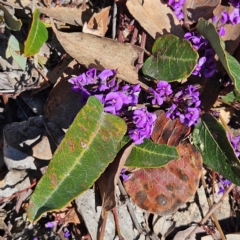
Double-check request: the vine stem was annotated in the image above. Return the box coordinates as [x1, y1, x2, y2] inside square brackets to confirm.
[186, 183, 235, 239]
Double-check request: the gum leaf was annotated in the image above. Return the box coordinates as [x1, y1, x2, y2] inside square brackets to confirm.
[196, 18, 240, 93]
[6, 35, 27, 70]
[24, 9, 48, 57]
[142, 34, 198, 81]
[0, 4, 22, 31]
[120, 137, 179, 168]
[193, 113, 240, 185]
[27, 96, 127, 222]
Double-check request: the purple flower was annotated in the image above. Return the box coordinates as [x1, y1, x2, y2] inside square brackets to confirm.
[168, 0, 184, 20]
[45, 221, 57, 228]
[64, 230, 71, 238]
[149, 81, 172, 105]
[184, 32, 207, 50]
[229, 0, 240, 8]
[122, 84, 141, 106]
[98, 69, 116, 91]
[218, 177, 232, 194]
[192, 57, 207, 76]
[179, 107, 200, 127]
[120, 168, 130, 181]
[230, 9, 240, 25]
[227, 132, 240, 157]
[104, 92, 125, 114]
[166, 103, 178, 119]
[86, 68, 97, 84]
[133, 109, 148, 128]
[218, 26, 226, 36]
[219, 11, 229, 24]
[128, 108, 156, 144]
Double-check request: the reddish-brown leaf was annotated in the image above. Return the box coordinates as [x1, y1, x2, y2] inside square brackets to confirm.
[123, 142, 202, 215]
[123, 110, 202, 215]
[151, 110, 191, 146]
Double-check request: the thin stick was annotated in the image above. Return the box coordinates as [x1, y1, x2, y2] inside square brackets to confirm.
[112, 1, 117, 39]
[98, 210, 108, 240]
[117, 179, 144, 235]
[201, 173, 226, 240]
[187, 183, 235, 239]
[113, 208, 124, 240]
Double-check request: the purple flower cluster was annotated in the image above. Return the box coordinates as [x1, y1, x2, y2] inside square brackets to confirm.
[165, 85, 201, 127]
[149, 81, 201, 127]
[227, 132, 240, 157]
[149, 81, 173, 105]
[128, 108, 157, 144]
[69, 68, 156, 145]
[168, 0, 184, 20]
[229, 0, 240, 9]
[213, 9, 240, 36]
[218, 178, 232, 194]
[184, 32, 216, 78]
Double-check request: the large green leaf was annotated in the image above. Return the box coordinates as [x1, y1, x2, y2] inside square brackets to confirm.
[27, 97, 127, 222]
[120, 137, 179, 168]
[142, 34, 198, 81]
[24, 9, 48, 57]
[6, 35, 27, 70]
[193, 113, 240, 185]
[0, 4, 22, 31]
[196, 18, 240, 93]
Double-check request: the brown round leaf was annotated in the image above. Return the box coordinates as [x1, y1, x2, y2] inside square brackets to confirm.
[151, 110, 191, 146]
[123, 142, 202, 215]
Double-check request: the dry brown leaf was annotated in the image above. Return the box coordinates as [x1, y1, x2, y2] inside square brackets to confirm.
[126, 0, 184, 39]
[82, 22, 103, 37]
[96, 142, 134, 211]
[51, 20, 143, 84]
[86, 6, 110, 37]
[40, 7, 93, 26]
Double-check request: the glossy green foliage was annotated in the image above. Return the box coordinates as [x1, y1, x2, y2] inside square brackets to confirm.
[24, 9, 48, 57]
[196, 18, 240, 93]
[193, 113, 240, 185]
[27, 97, 127, 222]
[142, 34, 198, 81]
[120, 137, 179, 168]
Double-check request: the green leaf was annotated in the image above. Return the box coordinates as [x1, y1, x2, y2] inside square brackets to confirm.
[221, 91, 235, 103]
[142, 34, 198, 81]
[196, 18, 240, 93]
[193, 113, 240, 185]
[6, 35, 27, 70]
[24, 9, 48, 57]
[27, 96, 127, 222]
[120, 136, 179, 168]
[0, 4, 22, 31]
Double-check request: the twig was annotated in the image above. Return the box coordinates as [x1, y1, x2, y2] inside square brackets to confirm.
[112, 1, 117, 39]
[186, 183, 235, 239]
[201, 173, 226, 240]
[98, 209, 108, 240]
[117, 179, 144, 235]
[113, 208, 124, 240]
[130, 27, 138, 45]
[136, 31, 146, 72]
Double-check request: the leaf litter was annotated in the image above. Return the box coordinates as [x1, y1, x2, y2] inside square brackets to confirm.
[0, 0, 240, 239]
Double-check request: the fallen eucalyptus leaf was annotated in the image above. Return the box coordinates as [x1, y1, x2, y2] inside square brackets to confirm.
[0, 4, 22, 31]
[126, 0, 184, 39]
[27, 97, 127, 222]
[6, 35, 26, 70]
[51, 19, 143, 84]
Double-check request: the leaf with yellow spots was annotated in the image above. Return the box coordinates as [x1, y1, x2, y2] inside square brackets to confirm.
[27, 96, 127, 222]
